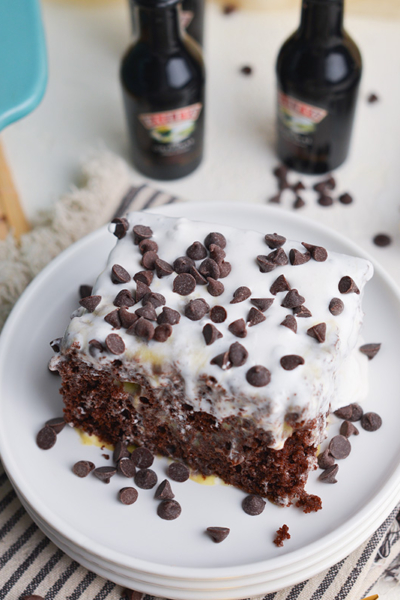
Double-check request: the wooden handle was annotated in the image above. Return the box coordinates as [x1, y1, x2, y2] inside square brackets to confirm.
[0, 139, 30, 240]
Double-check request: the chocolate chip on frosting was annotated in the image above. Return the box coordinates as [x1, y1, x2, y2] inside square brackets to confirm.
[289, 249, 311, 265]
[157, 499, 181, 520]
[319, 464, 338, 484]
[307, 323, 326, 343]
[133, 224, 153, 244]
[209, 244, 226, 263]
[157, 307, 181, 326]
[329, 298, 344, 316]
[199, 258, 220, 280]
[361, 412, 382, 432]
[242, 494, 266, 515]
[219, 262, 232, 278]
[256, 255, 276, 273]
[280, 355, 304, 370]
[204, 232, 226, 249]
[114, 289, 135, 308]
[134, 317, 155, 340]
[338, 276, 360, 294]
[329, 435, 351, 459]
[141, 250, 158, 270]
[174, 256, 195, 274]
[111, 264, 131, 284]
[250, 298, 274, 312]
[88, 339, 104, 355]
[111, 217, 129, 239]
[155, 479, 175, 500]
[134, 270, 153, 286]
[139, 239, 158, 255]
[246, 366, 271, 387]
[203, 323, 223, 345]
[267, 247, 288, 266]
[359, 343, 381, 360]
[104, 310, 122, 329]
[247, 307, 266, 327]
[105, 333, 125, 355]
[231, 286, 251, 304]
[49, 338, 62, 353]
[155, 258, 174, 278]
[270, 274, 290, 295]
[302, 243, 328, 262]
[210, 306, 227, 323]
[142, 292, 166, 308]
[119, 308, 139, 329]
[210, 351, 231, 370]
[293, 305, 312, 318]
[154, 324, 173, 342]
[264, 233, 286, 249]
[206, 527, 230, 543]
[281, 289, 305, 309]
[185, 298, 210, 321]
[228, 318, 247, 338]
[79, 284, 93, 299]
[187, 241, 207, 260]
[229, 342, 248, 366]
[135, 281, 151, 303]
[207, 278, 224, 296]
[135, 302, 157, 321]
[79, 295, 101, 312]
[189, 266, 207, 285]
[280, 315, 297, 333]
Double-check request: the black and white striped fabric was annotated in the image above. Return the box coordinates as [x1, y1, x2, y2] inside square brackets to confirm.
[1, 184, 400, 600]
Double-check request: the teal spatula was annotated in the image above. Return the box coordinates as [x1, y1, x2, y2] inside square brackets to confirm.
[0, 0, 47, 239]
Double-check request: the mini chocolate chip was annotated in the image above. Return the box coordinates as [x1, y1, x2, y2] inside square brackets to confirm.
[242, 494, 266, 515]
[199, 258, 220, 280]
[154, 324, 173, 342]
[293, 305, 312, 318]
[318, 449, 335, 470]
[88, 339, 104, 356]
[293, 196, 306, 209]
[45, 417, 66, 434]
[203, 323, 223, 345]
[319, 464, 338, 483]
[189, 266, 207, 285]
[246, 365, 271, 387]
[94, 466, 117, 484]
[141, 251, 158, 270]
[210, 351, 231, 370]
[264, 233, 286, 249]
[79, 295, 101, 312]
[268, 193, 281, 204]
[359, 343, 381, 360]
[338, 193, 353, 205]
[339, 276, 360, 294]
[72, 460, 95, 478]
[118, 458, 137, 478]
[280, 315, 297, 333]
[133, 224, 153, 244]
[111, 264, 131, 284]
[329, 298, 344, 316]
[173, 273, 197, 296]
[114, 289, 135, 308]
[157, 307, 181, 326]
[250, 298, 274, 312]
[155, 479, 175, 500]
[209, 244, 226, 263]
[185, 298, 209, 321]
[135, 302, 157, 321]
[155, 258, 174, 278]
[210, 305, 227, 323]
[79, 284, 93, 299]
[247, 307, 266, 327]
[229, 342, 248, 367]
[219, 261, 232, 278]
[134, 270, 154, 286]
[174, 256, 195, 274]
[157, 499, 181, 520]
[113, 441, 129, 462]
[187, 241, 207, 260]
[228, 318, 247, 338]
[112, 217, 129, 239]
[131, 447, 154, 469]
[340, 420, 359, 437]
[240, 65, 252, 75]
[119, 308, 138, 329]
[270, 274, 290, 295]
[135, 469, 158, 489]
[280, 355, 304, 370]
[134, 317, 155, 340]
[373, 233, 391, 247]
[167, 462, 190, 482]
[289, 249, 310, 265]
[142, 292, 166, 308]
[292, 181, 305, 192]
[368, 93, 379, 103]
[307, 323, 326, 343]
[105, 333, 125, 355]
[139, 239, 158, 255]
[273, 165, 288, 180]
[301, 243, 328, 262]
[204, 232, 226, 250]
[329, 435, 351, 459]
[206, 527, 230, 543]
[36, 426, 57, 450]
[119, 487, 138, 505]
[318, 194, 334, 207]
[207, 277, 224, 296]
[361, 412, 382, 432]
[256, 255, 275, 273]
[104, 309, 122, 329]
[281, 289, 305, 309]
[231, 286, 251, 304]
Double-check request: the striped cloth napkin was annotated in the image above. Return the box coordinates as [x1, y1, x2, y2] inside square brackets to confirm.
[1, 151, 400, 600]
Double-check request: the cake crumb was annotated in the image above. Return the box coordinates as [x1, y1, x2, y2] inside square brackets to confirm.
[296, 492, 322, 513]
[102, 453, 110, 460]
[274, 524, 290, 547]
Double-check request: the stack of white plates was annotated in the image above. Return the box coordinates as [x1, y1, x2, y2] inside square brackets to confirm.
[1, 204, 400, 600]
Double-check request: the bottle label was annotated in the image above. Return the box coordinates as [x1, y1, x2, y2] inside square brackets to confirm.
[278, 91, 327, 147]
[139, 103, 202, 156]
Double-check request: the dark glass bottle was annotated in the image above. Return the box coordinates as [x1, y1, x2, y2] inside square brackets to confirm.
[181, 0, 205, 46]
[121, 0, 205, 180]
[276, 0, 362, 174]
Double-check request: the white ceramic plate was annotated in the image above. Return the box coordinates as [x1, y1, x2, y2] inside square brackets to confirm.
[1, 203, 400, 599]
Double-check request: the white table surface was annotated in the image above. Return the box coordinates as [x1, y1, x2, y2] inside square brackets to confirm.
[3, 1, 400, 596]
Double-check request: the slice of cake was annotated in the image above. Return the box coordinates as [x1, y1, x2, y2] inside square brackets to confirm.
[50, 212, 373, 510]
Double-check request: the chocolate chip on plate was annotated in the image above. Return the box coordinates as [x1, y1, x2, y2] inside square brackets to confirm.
[157, 499, 182, 520]
[204, 232, 226, 249]
[230, 286, 251, 304]
[155, 258, 174, 278]
[319, 464, 339, 484]
[367, 93, 379, 103]
[359, 343, 381, 360]
[361, 412, 382, 432]
[131, 447, 154, 469]
[118, 458, 137, 478]
[270, 274, 290, 295]
[329, 298, 344, 316]
[338, 276, 360, 294]
[268, 193, 281, 204]
[206, 527, 230, 543]
[373, 234, 391, 247]
[36, 426, 57, 450]
[105, 333, 125, 355]
[292, 181, 305, 192]
[247, 307, 266, 327]
[293, 196, 306, 209]
[45, 417, 66, 434]
[246, 365, 271, 387]
[250, 298, 274, 312]
[280, 315, 297, 333]
[72, 461, 95, 478]
[187, 241, 207, 260]
[155, 479, 175, 500]
[134, 469, 158, 489]
[317, 449, 335, 470]
[338, 193, 353, 205]
[79, 295, 101, 312]
[229, 342, 248, 367]
[281, 289, 305, 309]
[318, 195, 333, 207]
[280, 355, 304, 370]
[154, 324, 173, 342]
[111, 264, 131, 284]
[93, 466, 117, 484]
[340, 420, 359, 437]
[242, 494, 266, 515]
[264, 233, 286, 249]
[167, 462, 190, 482]
[307, 323, 326, 343]
[210, 305, 227, 323]
[329, 435, 351, 459]
[228, 318, 247, 338]
[185, 298, 210, 321]
[207, 278, 224, 296]
[119, 487, 138, 505]
[240, 65, 252, 75]
[203, 323, 223, 345]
